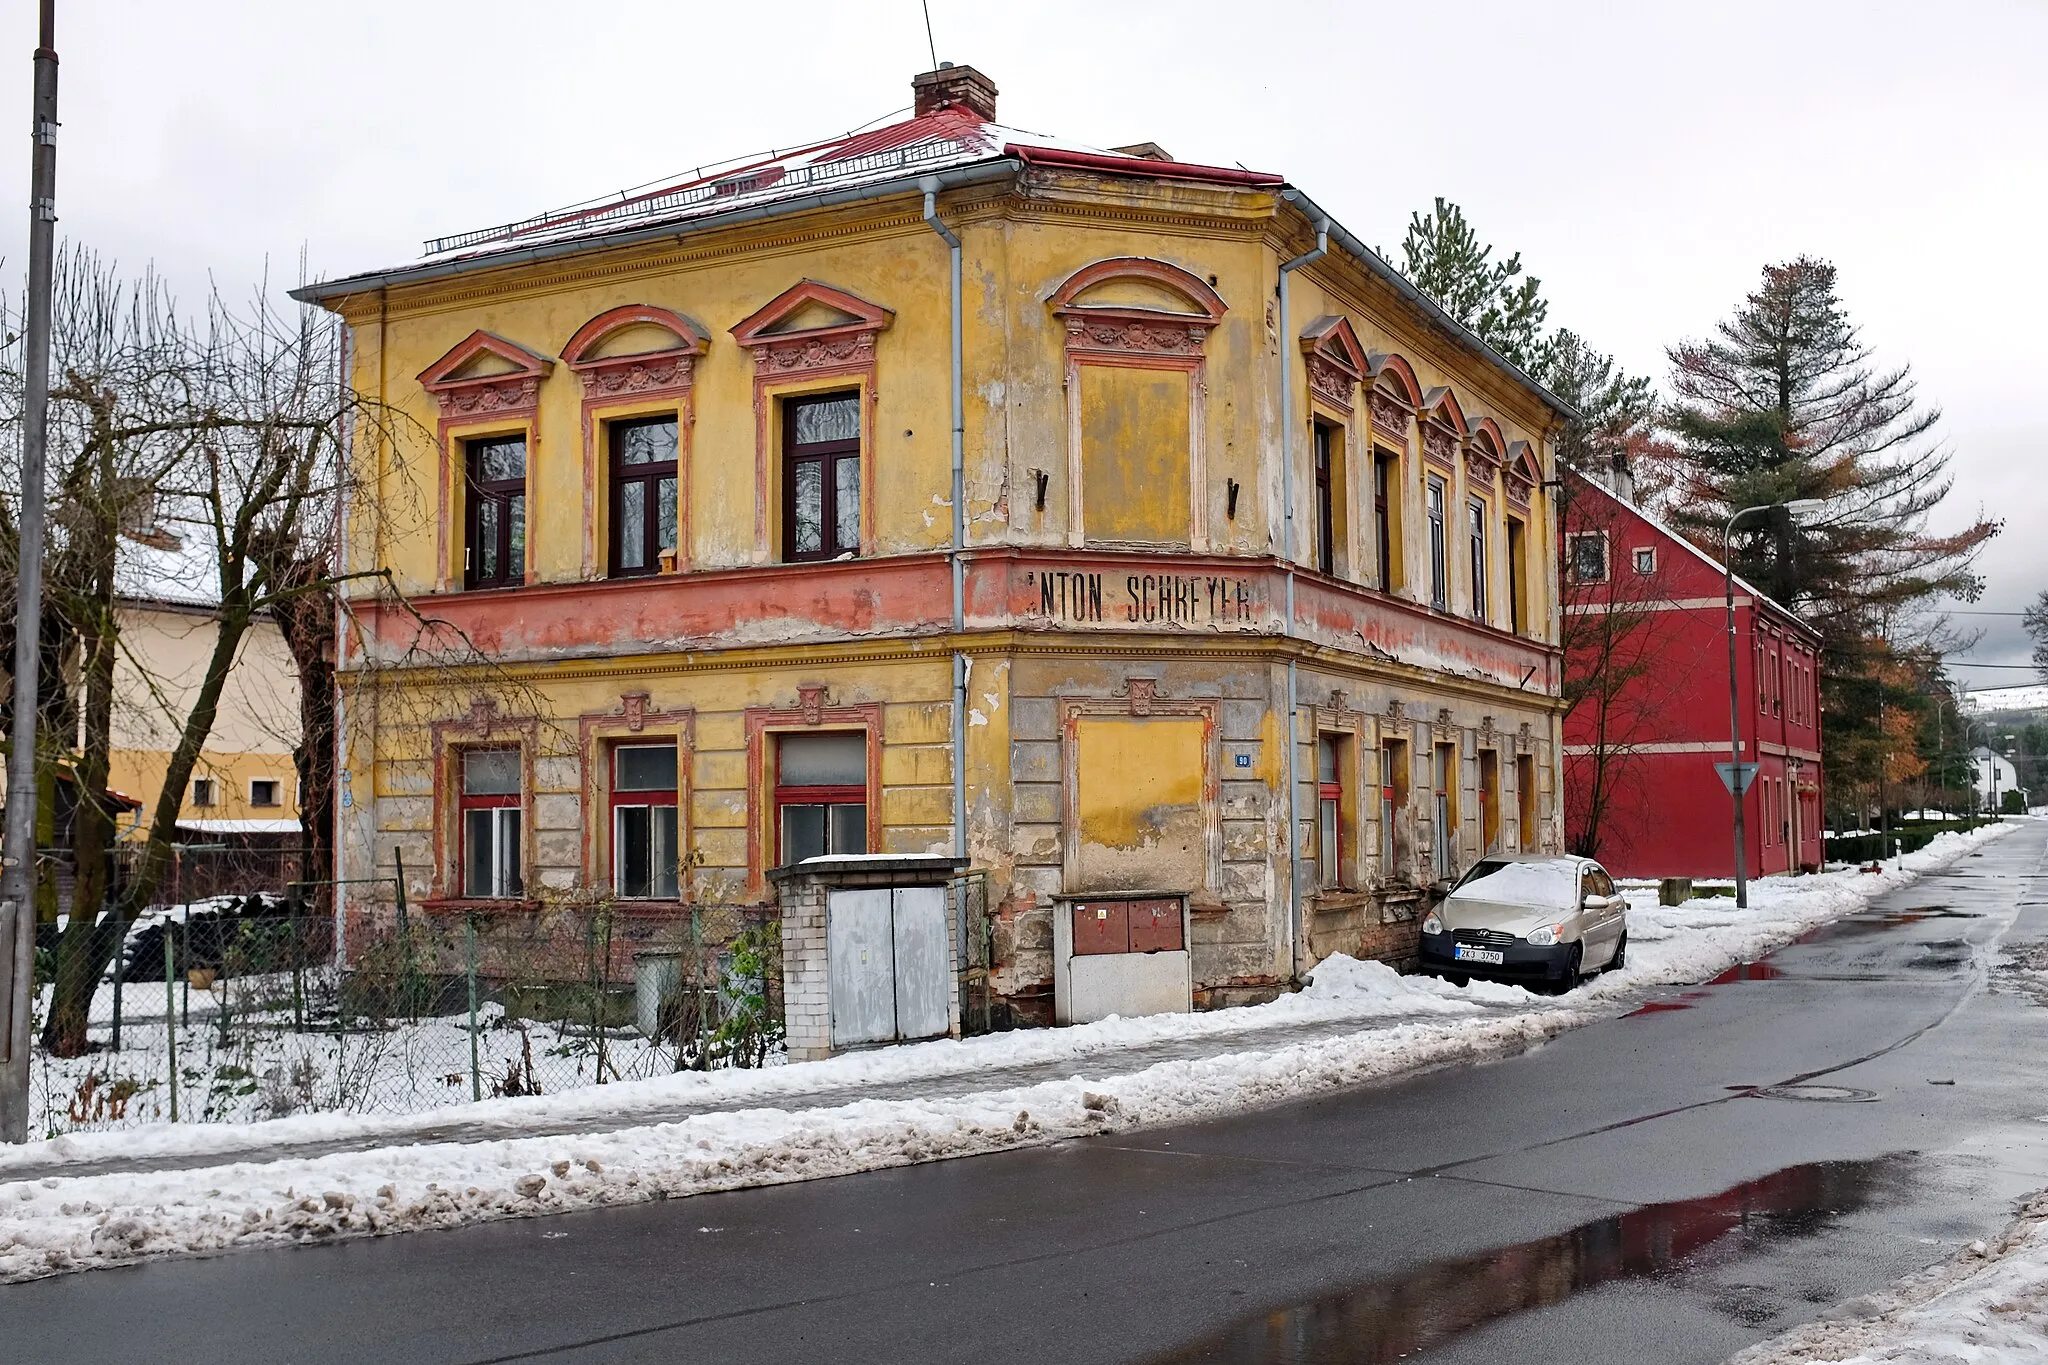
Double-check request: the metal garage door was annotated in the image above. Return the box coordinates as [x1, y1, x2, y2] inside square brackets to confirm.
[828, 886, 949, 1048]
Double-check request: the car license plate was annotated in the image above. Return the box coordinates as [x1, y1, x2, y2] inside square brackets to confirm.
[1454, 946, 1504, 965]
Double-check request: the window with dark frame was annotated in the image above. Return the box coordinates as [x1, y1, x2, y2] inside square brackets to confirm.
[608, 416, 679, 577]
[782, 392, 861, 562]
[1313, 421, 1336, 576]
[1506, 516, 1527, 634]
[1374, 451, 1395, 591]
[1633, 546, 1656, 575]
[611, 742, 679, 899]
[1317, 734, 1345, 890]
[1427, 476, 1448, 609]
[459, 747, 523, 899]
[775, 731, 867, 865]
[464, 435, 527, 589]
[1568, 532, 1608, 583]
[1467, 497, 1488, 621]
[249, 779, 280, 808]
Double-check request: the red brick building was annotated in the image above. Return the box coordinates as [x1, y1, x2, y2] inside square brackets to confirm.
[1561, 472, 1824, 879]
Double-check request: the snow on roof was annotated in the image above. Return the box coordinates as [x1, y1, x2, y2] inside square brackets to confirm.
[115, 530, 220, 609]
[175, 818, 303, 835]
[295, 94, 1279, 302]
[1964, 684, 2048, 714]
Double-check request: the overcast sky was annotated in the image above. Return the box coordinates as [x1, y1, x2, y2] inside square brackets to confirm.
[4, 0, 2041, 685]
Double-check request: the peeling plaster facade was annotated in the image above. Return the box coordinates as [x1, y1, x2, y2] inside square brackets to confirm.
[303, 67, 1568, 1022]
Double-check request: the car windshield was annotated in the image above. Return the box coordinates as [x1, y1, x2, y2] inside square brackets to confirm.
[1447, 859, 1580, 909]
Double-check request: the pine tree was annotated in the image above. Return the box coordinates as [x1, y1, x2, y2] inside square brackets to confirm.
[1393, 197, 1553, 375]
[1662, 256, 1997, 645]
[1543, 329, 1660, 487]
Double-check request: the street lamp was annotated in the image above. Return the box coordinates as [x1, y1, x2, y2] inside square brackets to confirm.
[1725, 499, 1826, 909]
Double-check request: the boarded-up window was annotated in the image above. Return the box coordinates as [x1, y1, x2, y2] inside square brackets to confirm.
[1071, 715, 1207, 890]
[1080, 366, 1191, 547]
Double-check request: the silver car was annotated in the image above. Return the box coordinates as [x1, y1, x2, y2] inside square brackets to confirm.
[1417, 854, 1629, 992]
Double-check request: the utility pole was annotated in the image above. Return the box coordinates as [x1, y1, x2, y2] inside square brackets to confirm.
[1, 0, 58, 1144]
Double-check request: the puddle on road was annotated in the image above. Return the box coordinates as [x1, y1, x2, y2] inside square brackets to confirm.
[1710, 961, 1785, 984]
[1145, 1157, 1907, 1365]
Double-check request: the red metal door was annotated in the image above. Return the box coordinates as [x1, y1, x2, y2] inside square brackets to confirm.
[1071, 901, 1130, 955]
[1125, 898, 1185, 953]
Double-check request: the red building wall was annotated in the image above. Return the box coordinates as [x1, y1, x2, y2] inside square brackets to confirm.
[1561, 473, 1824, 880]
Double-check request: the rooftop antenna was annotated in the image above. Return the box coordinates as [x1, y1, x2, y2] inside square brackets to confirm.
[921, 0, 938, 69]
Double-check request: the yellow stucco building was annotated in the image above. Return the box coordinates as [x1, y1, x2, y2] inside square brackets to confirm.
[299, 65, 1568, 1034]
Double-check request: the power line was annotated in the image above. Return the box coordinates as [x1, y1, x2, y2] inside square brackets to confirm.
[920, 0, 938, 69]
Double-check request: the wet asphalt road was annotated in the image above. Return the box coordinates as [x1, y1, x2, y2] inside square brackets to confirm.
[8, 823, 2048, 1365]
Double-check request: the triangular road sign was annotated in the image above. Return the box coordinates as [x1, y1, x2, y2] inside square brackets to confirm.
[1716, 761, 1759, 795]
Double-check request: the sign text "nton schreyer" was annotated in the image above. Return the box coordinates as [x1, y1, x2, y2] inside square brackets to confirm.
[1030, 570, 1258, 626]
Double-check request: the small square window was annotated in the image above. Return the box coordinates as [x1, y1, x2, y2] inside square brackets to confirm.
[1632, 547, 1656, 575]
[1568, 533, 1609, 583]
[249, 779, 281, 808]
[191, 778, 216, 808]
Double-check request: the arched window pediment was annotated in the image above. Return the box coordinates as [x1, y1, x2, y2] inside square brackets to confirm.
[1051, 257, 1225, 359]
[1300, 315, 1367, 413]
[1466, 417, 1507, 477]
[562, 305, 711, 398]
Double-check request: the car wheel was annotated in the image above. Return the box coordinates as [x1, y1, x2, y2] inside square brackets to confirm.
[1609, 931, 1628, 972]
[1549, 944, 1584, 995]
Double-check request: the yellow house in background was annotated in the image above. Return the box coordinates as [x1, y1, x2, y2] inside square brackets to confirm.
[103, 594, 302, 843]
[297, 65, 1570, 1039]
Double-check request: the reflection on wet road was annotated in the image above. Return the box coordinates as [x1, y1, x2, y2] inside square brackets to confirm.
[1149, 1159, 1907, 1365]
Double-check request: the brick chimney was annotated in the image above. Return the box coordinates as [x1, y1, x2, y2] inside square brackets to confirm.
[912, 63, 998, 120]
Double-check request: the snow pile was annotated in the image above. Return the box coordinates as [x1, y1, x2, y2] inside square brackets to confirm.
[0, 1007, 1579, 1283]
[0, 820, 2019, 1283]
[1731, 1186, 2048, 1363]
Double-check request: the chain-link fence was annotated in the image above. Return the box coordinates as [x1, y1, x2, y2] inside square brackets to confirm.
[28, 887, 783, 1140]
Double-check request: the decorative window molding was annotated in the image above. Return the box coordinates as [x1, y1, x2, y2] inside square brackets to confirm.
[1365, 352, 1422, 444]
[741, 686, 884, 898]
[578, 695, 695, 899]
[417, 331, 553, 593]
[1464, 416, 1506, 483]
[561, 305, 710, 577]
[1050, 257, 1226, 552]
[1298, 315, 1367, 416]
[1418, 387, 1466, 474]
[730, 281, 893, 560]
[1504, 440, 1538, 508]
[426, 698, 542, 907]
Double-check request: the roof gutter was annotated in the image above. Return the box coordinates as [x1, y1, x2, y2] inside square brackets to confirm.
[289, 159, 1023, 306]
[1277, 186, 1579, 421]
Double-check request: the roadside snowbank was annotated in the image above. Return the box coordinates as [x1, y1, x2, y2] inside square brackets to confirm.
[1731, 1184, 2048, 1363]
[0, 820, 2018, 1283]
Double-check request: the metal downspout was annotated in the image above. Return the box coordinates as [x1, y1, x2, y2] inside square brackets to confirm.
[1278, 220, 1327, 981]
[922, 183, 968, 869]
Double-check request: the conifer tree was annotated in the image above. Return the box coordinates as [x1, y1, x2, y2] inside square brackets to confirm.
[1393, 197, 1553, 375]
[1662, 256, 1997, 646]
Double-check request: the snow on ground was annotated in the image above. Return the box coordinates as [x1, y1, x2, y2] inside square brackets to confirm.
[1731, 1184, 2048, 1363]
[0, 821, 2019, 1283]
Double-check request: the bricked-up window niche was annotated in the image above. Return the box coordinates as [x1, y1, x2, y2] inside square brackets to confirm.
[609, 416, 679, 576]
[783, 393, 861, 561]
[776, 731, 868, 864]
[465, 435, 527, 589]
[460, 747, 523, 899]
[612, 742, 679, 898]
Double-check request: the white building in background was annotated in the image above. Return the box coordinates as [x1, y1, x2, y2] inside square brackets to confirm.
[1972, 747, 2024, 809]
